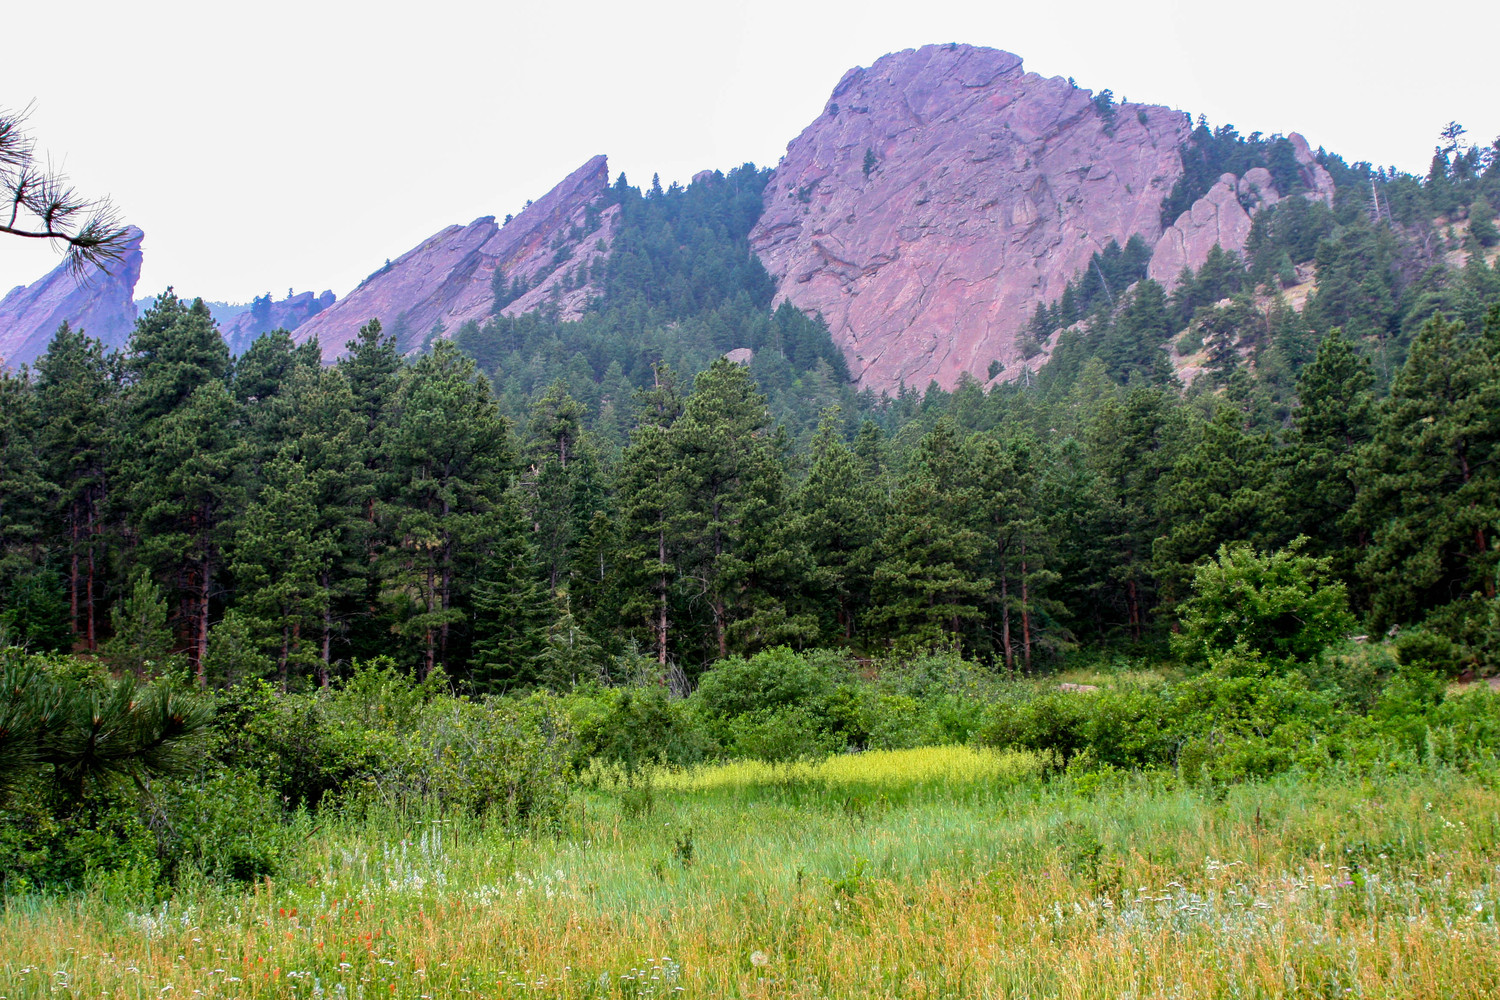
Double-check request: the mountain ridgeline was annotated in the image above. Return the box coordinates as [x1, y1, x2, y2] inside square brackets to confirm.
[1, 43, 1500, 691]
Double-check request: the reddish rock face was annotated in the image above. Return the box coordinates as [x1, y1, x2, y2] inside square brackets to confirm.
[1148, 134, 1334, 290]
[0, 226, 145, 368]
[292, 156, 616, 358]
[220, 289, 336, 354]
[750, 44, 1190, 392]
[1148, 174, 1257, 288]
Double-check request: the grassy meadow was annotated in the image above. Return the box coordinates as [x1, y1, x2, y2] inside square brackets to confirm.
[4, 746, 1499, 999]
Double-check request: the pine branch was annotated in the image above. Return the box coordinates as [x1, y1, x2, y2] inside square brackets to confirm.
[0, 106, 133, 279]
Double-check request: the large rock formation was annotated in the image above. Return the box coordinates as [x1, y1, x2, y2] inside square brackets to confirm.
[220, 289, 336, 354]
[0, 226, 145, 368]
[292, 156, 617, 358]
[750, 45, 1190, 392]
[1147, 136, 1335, 289]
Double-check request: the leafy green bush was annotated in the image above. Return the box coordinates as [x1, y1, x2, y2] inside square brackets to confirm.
[690, 647, 859, 755]
[213, 659, 445, 809]
[692, 646, 855, 720]
[978, 691, 1093, 766]
[979, 648, 1347, 784]
[156, 769, 306, 882]
[395, 693, 573, 825]
[1172, 540, 1357, 667]
[213, 659, 575, 828]
[0, 773, 159, 894]
[1305, 640, 1398, 713]
[726, 704, 845, 762]
[570, 684, 706, 774]
[1393, 628, 1463, 675]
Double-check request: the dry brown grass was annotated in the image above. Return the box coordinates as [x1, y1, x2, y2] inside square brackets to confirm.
[3, 752, 1499, 998]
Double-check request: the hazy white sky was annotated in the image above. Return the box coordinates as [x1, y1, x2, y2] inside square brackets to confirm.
[2, 0, 1494, 304]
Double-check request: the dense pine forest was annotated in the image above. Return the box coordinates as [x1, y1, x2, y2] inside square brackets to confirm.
[4, 121, 1500, 921]
[8, 137, 1498, 683]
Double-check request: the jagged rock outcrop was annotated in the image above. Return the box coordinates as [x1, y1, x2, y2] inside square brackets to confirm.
[750, 44, 1190, 391]
[0, 227, 145, 368]
[220, 289, 335, 354]
[1148, 174, 1258, 287]
[292, 156, 617, 358]
[1148, 135, 1335, 288]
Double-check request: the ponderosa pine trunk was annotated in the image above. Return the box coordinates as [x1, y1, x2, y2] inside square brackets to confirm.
[196, 552, 212, 687]
[1000, 571, 1013, 671]
[657, 527, 669, 667]
[85, 498, 97, 650]
[1020, 540, 1033, 673]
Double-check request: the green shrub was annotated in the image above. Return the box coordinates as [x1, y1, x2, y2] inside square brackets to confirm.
[1306, 640, 1398, 712]
[212, 660, 575, 827]
[1079, 684, 1175, 769]
[979, 648, 1348, 784]
[692, 646, 855, 720]
[977, 691, 1093, 765]
[690, 647, 859, 757]
[157, 769, 305, 882]
[1393, 628, 1463, 675]
[398, 693, 574, 826]
[571, 684, 706, 774]
[0, 773, 159, 894]
[727, 704, 845, 762]
[1173, 540, 1357, 667]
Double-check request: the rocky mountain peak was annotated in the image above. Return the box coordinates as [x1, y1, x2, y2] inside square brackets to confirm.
[1148, 134, 1335, 289]
[291, 155, 617, 358]
[750, 44, 1194, 391]
[220, 289, 336, 354]
[0, 226, 145, 368]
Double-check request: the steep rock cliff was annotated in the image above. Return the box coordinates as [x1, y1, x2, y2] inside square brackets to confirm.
[750, 45, 1190, 391]
[1148, 136, 1335, 289]
[292, 156, 617, 358]
[220, 289, 336, 354]
[0, 226, 145, 368]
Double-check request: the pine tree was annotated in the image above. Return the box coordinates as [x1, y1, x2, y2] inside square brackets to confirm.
[232, 328, 323, 469]
[1354, 311, 1500, 629]
[124, 291, 230, 422]
[673, 359, 788, 661]
[98, 572, 182, 678]
[232, 328, 322, 406]
[613, 364, 687, 669]
[384, 341, 516, 676]
[0, 368, 50, 609]
[33, 323, 118, 649]
[126, 379, 248, 683]
[1285, 328, 1375, 577]
[1097, 280, 1176, 386]
[335, 319, 403, 660]
[229, 453, 333, 686]
[1467, 195, 1497, 249]
[867, 419, 988, 647]
[524, 380, 607, 592]
[792, 409, 881, 641]
[535, 599, 605, 690]
[468, 490, 554, 692]
[1083, 385, 1181, 641]
[1152, 400, 1280, 608]
[274, 365, 372, 675]
[962, 431, 1063, 670]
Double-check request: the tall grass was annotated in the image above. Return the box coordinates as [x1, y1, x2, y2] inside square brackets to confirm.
[4, 747, 1499, 998]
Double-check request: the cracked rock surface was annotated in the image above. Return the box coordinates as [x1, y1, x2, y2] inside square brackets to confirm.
[750, 44, 1190, 392]
[292, 156, 617, 359]
[0, 227, 144, 368]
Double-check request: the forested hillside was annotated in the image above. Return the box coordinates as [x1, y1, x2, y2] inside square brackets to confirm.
[11, 39, 1500, 998]
[2, 125, 1500, 689]
[453, 166, 872, 449]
